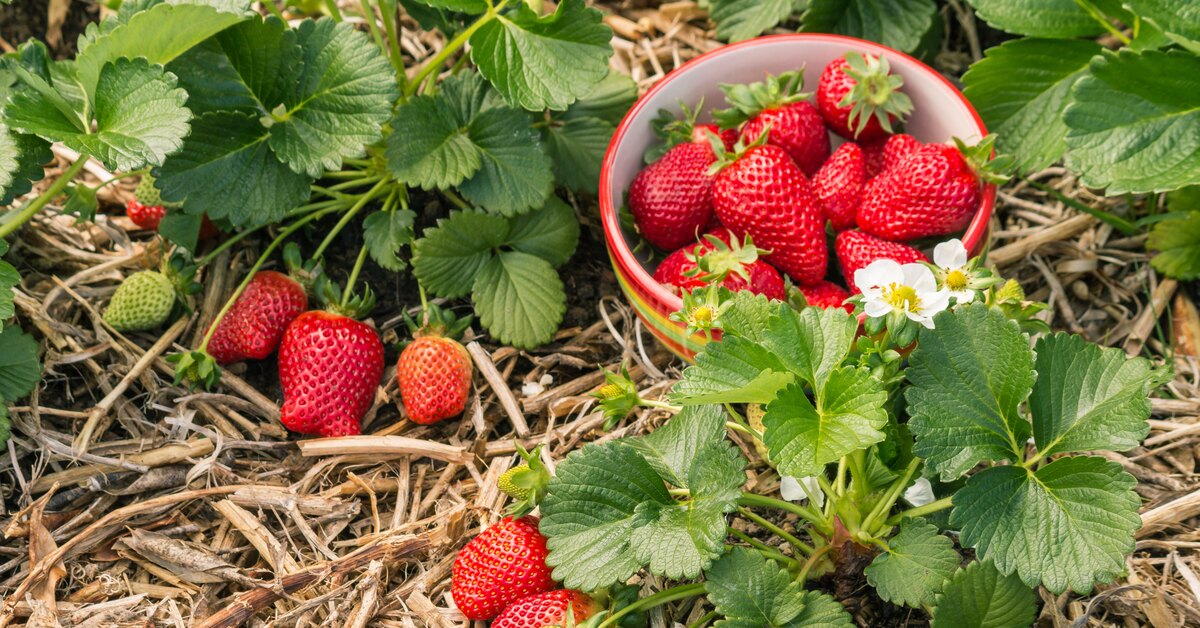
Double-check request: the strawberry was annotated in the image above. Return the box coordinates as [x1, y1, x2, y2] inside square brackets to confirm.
[396, 304, 473, 425]
[125, 199, 167, 231]
[492, 590, 597, 628]
[856, 137, 1004, 241]
[126, 175, 220, 239]
[711, 142, 827, 285]
[812, 142, 865, 231]
[278, 310, 385, 437]
[861, 137, 888, 179]
[881, 133, 922, 175]
[835, 230, 928, 292]
[206, 271, 307, 365]
[795, 281, 853, 313]
[817, 52, 913, 142]
[653, 229, 786, 300]
[452, 516, 555, 621]
[103, 270, 177, 332]
[715, 71, 830, 177]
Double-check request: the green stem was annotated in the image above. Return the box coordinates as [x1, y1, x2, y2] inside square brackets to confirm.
[642, 398, 681, 411]
[0, 158, 89, 239]
[1073, 0, 1131, 44]
[597, 583, 706, 628]
[312, 178, 391, 260]
[847, 450, 868, 499]
[340, 243, 370, 309]
[441, 187, 470, 210]
[686, 611, 716, 628]
[404, 6, 498, 97]
[885, 496, 953, 526]
[357, 0, 391, 65]
[738, 507, 815, 555]
[725, 421, 755, 437]
[1025, 179, 1137, 235]
[261, 0, 285, 19]
[196, 200, 348, 266]
[861, 457, 920, 535]
[796, 543, 832, 582]
[377, 0, 407, 86]
[738, 493, 827, 532]
[323, 0, 343, 21]
[92, 167, 149, 192]
[728, 530, 802, 570]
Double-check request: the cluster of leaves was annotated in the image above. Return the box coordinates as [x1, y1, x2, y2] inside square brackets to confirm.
[0, 242, 40, 443]
[698, 0, 943, 54]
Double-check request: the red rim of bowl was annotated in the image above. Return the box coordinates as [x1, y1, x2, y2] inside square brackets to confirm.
[598, 33, 995, 317]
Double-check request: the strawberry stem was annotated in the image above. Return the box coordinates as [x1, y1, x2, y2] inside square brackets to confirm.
[340, 242, 371, 310]
[884, 496, 954, 526]
[0, 157, 89, 240]
[312, 178, 391, 260]
[596, 583, 706, 628]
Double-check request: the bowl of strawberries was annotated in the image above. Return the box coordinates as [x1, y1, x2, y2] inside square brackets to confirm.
[599, 34, 997, 360]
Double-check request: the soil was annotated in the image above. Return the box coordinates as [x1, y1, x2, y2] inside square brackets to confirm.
[0, 0, 99, 57]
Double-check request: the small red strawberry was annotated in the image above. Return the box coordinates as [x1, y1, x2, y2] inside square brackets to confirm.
[795, 281, 853, 313]
[856, 137, 1005, 241]
[817, 52, 913, 142]
[715, 71, 830, 177]
[126, 199, 167, 231]
[396, 304, 473, 425]
[452, 516, 555, 621]
[812, 142, 865, 231]
[492, 590, 597, 628]
[836, 230, 929, 292]
[126, 175, 221, 239]
[653, 229, 786, 300]
[206, 271, 307, 365]
[711, 141, 827, 285]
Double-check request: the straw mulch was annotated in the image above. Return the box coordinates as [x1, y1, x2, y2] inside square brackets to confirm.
[1, 2, 1198, 626]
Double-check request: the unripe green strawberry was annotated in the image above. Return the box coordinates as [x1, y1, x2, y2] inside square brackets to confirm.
[497, 444, 551, 516]
[103, 271, 176, 332]
[499, 465, 533, 501]
[134, 175, 173, 208]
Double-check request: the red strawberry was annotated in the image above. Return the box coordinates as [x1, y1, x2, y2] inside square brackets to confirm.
[817, 52, 913, 142]
[813, 142, 865, 231]
[126, 175, 221, 239]
[862, 137, 888, 179]
[207, 271, 307, 365]
[492, 590, 597, 628]
[796, 281, 853, 313]
[397, 305, 473, 425]
[278, 311, 384, 437]
[856, 138, 1000, 241]
[836, 230, 928, 292]
[452, 516, 555, 621]
[881, 133, 922, 175]
[653, 229, 786, 300]
[715, 71, 830, 177]
[126, 199, 167, 231]
[711, 143, 827, 285]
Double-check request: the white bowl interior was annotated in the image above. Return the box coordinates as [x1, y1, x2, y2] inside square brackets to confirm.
[606, 36, 986, 278]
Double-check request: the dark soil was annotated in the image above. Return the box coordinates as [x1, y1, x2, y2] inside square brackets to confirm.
[0, 0, 99, 57]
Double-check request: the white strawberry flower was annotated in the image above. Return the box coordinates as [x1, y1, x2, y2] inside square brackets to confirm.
[854, 259, 950, 329]
[903, 477, 936, 507]
[932, 238, 976, 303]
[781, 475, 825, 508]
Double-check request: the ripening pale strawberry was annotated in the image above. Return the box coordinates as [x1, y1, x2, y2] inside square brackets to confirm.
[836, 230, 928, 292]
[206, 271, 307, 365]
[715, 71, 830, 177]
[796, 281, 853, 314]
[817, 52, 913, 142]
[396, 305, 473, 425]
[653, 229, 786, 300]
[813, 142, 865, 231]
[452, 516, 555, 621]
[856, 138, 1004, 241]
[711, 143, 827, 285]
[492, 590, 597, 628]
[278, 311, 384, 437]
[103, 270, 176, 332]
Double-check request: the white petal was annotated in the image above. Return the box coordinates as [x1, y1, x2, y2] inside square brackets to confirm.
[903, 478, 936, 507]
[864, 298, 893, 318]
[906, 310, 934, 328]
[855, 259, 902, 293]
[951, 289, 975, 304]
[922, 288, 952, 316]
[933, 239, 968, 269]
[780, 476, 825, 507]
[902, 263, 937, 292]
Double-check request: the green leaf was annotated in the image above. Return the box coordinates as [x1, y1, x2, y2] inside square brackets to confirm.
[706, 0, 794, 42]
[439, 71, 502, 122]
[363, 210, 416, 272]
[472, 251, 565, 349]
[541, 442, 673, 590]
[962, 39, 1102, 174]
[561, 70, 637, 126]
[0, 259, 17, 320]
[1031, 332, 1167, 456]
[408, 0, 487, 13]
[0, 123, 50, 206]
[906, 303, 1034, 481]
[760, 306, 858, 389]
[1124, 0, 1200, 54]
[457, 105, 554, 215]
[1064, 50, 1200, 195]
[117, 0, 252, 23]
[950, 456, 1140, 594]
[75, 2, 246, 98]
[469, 0, 613, 111]
[166, 41, 263, 116]
[673, 336, 794, 405]
[1148, 210, 1200, 280]
[803, 0, 937, 53]
[626, 404, 727, 489]
[706, 547, 854, 627]
[0, 324, 40, 402]
[63, 184, 98, 222]
[266, 18, 398, 177]
[0, 404, 9, 448]
[504, 196, 580, 267]
[720, 290, 780, 341]
[931, 560, 1038, 628]
[763, 368, 888, 477]
[543, 116, 613, 193]
[385, 95, 483, 190]
[412, 210, 508, 298]
[157, 211, 205, 252]
[864, 519, 960, 607]
[965, 0, 1105, 37]
[198, 16, 303, 114]
[156, 111, 313, 227]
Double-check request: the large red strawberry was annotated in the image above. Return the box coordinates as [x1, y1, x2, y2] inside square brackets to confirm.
[856, 138, 1003, 241]
[714, 71, 829, 177]
[817, 52, 913, 142]
[795, 281, 853, 314]
[836, 230, 928, 292]
[452, 516, 555, 621]
[711, 143, 827, 285]
[653, 229, 786, 300]
[397, 304, 473, 425]
[813, 142, 865, 231]
[881, 133, 922, 175]
[492, 590, 597, 628]
[206, 271, 307, 365]
[278, 310, 384, 437]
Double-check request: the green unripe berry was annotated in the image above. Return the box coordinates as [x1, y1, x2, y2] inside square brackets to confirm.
[499, 464, 533, 500]
[103, 271, 176, 332]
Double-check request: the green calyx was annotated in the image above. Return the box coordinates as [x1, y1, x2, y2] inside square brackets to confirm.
[713, 69, 808, 129]
[650, 98, 706, 152]
[953, 134, 1014, 185]
[593, 364, 643, 430]
[317, 275, 376, 319]
[706, 126, 770, 176]
[103, 270, 177, 332]
[499, 443, 552, 517]
[167, 349, 221, 390]
[838, 52, 913, 137]
[404, 301, 473, 340]
[685, 233, 768, 284]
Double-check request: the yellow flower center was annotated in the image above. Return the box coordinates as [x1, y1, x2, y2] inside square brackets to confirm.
[597, 383, 623, 400]
[692, 305, 714, 325]
[945, 269, 969, 292]
[884, 283, 922, 313]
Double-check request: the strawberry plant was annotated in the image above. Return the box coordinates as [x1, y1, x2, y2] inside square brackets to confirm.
[699, 0, 942, 52]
